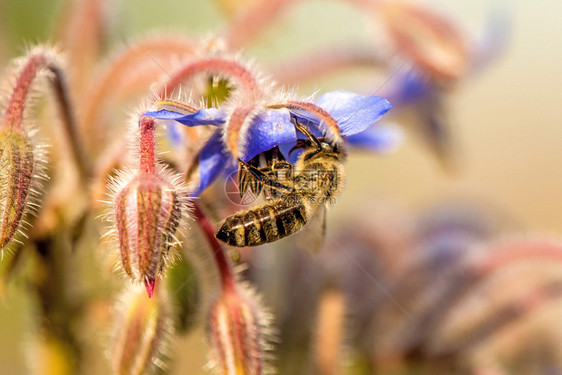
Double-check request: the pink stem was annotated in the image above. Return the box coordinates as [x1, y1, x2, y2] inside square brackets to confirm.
[81, 36, 197, 136]
[3, 53, 47, 131]
[3, 50, 89, 179]
[159, 58, 260, 99]
[225, 105, 257, 159]
[193, 203, 235, 291]
[139, 117, 156, 176]
[474, 242, 562, 276]
[268, 100, 341, 140]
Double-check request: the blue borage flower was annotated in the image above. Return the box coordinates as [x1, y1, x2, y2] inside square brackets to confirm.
[143, 91, 395, 196]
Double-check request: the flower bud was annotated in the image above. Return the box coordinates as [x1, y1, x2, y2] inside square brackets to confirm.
[0, 129, 37, 251]
[111, 285, 172, 375]
[111, 168, 189, 296]
[0, 47, 55, 253]
[207, 284, 274, 375]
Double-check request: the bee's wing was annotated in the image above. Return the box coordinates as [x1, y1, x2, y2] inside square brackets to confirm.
[293, 204, 327, 253]
[238, 162, 264, 197]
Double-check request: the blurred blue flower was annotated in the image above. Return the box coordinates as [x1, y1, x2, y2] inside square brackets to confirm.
[378, 1, 511, 170]
[143, 91, 394, 196]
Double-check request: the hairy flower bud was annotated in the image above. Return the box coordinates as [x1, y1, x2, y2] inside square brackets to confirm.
[0, 129, 37, 251]
[207, 284, 274, 375]
[111, 285, 172, 375]
[0, 47, 61, 252]
[106, 116, 191, 297]
[110, 168, 189, 296]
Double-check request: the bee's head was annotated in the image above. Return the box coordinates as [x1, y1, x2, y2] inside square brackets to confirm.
[300, 139, 346, 162]
[322, 139, 346, 160]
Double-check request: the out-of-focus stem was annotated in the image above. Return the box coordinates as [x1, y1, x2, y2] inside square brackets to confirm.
[48, 63, 90, 181]
[81, 36, 197, 145]
[314, 288, 346, 375]
[34, 234, 81, 375]
[446, 279, 562, 355]
[222, 0, 299, 49]
[221, 0, 383, 50]
[56, 0, 107, 92]
[393, 241, 562, 351]
[474, 242, 562, 275]
[192, 203, 235, 291]
[269, 43, 387, 84]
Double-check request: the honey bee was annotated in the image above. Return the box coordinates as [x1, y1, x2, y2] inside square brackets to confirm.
[215, 118, 346, 248]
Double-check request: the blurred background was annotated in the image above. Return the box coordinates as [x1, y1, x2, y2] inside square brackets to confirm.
[1, 0, 562, 374]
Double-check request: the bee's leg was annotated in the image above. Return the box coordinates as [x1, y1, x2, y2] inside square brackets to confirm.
[238, 157, 263, 197]
[237, 160, 248, 197]
[291, 116, 322, 149]
[238, 159, 296, 193]
[266, 161, 294, 198]
[263, 145, 287, 166]
[271, 145, 287, 162]
[272, 161, 293, 172]
[291, 115, 323, 160]
[288, 139, 310, 157]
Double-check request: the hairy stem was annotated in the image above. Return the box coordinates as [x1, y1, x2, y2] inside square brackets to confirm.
[2, 49, 90, 180]
[139, 117, 156, 176]
[225, 105, 257, 159]
[160, 57, 261, 99]
[3, 53, 46, 131]
[268, 100, 341, 141]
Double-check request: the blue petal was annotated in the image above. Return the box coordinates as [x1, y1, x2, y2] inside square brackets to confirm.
[192, 129, 231, 196]
[278, 141, 303, 164]
[289, 111, 328, 136]
[345, 123, 404, 154]
[240, 109, 297, 162]
[383, 69, 433, 105]
[163, 121, 184, 148]
[142, 108, 226, 126]
[314, 91, 392, 136]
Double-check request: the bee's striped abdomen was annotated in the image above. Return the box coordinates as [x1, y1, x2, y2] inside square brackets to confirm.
[216, 195, 308, 247]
